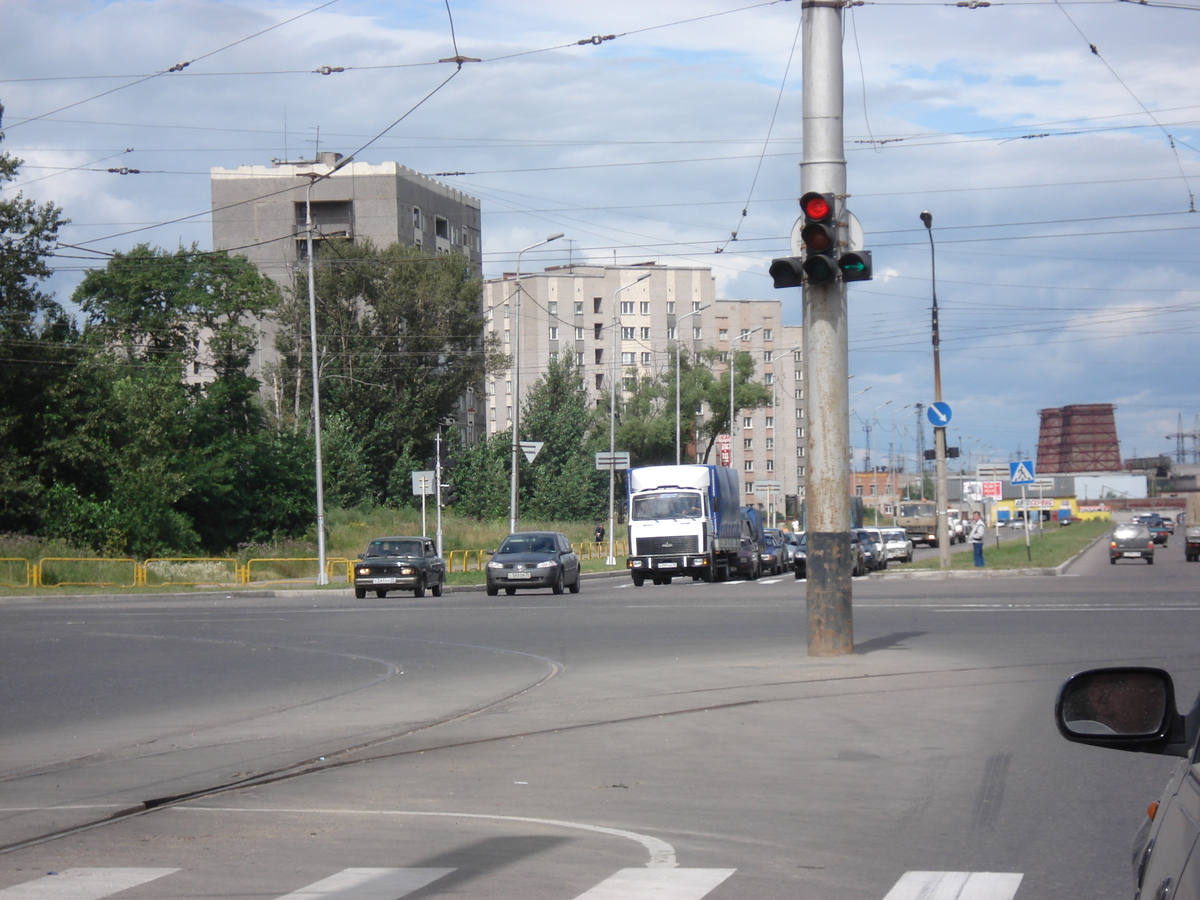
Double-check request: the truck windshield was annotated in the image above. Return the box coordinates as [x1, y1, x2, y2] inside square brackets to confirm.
[899, 503, 935, 518]
[631, 491, 704, 520]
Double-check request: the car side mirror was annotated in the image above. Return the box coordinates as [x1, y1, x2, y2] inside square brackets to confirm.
[1055, 667, 1187, 756]
[357, 553, 364, 560]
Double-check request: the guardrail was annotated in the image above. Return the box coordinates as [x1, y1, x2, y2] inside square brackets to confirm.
[4, 545, 630, 590]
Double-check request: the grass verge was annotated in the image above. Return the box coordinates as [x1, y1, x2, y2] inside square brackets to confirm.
[904, 519, 1110, 571]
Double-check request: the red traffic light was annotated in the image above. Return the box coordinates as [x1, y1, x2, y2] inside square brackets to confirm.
[800, 191, 835, 223]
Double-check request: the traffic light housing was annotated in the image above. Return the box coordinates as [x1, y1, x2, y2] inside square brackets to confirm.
[799, 191, 838, 285]
[441, 482, 459, 506]
[837, 250, 872, 282]
[769, 256, 804, 289]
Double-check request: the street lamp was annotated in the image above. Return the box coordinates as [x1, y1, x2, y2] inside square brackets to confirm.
[674, 304, 709, 465]
[921, 210, 951, 567]
[607, 272, 652, 565]
[509, 232, 564, 535]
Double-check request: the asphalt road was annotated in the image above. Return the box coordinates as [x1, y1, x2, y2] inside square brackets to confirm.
[1, 533, 1197, 900]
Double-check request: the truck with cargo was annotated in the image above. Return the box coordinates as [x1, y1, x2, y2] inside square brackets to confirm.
[897, 500, 939, 547]
[1185, 494, 1200, 562]
[626, 464, 742, 584]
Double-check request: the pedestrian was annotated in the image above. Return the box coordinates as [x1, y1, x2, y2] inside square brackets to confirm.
[970, 510, 986, 567]
[594, 523, 605, 543]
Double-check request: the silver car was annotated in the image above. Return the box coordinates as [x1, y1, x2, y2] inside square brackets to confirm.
[881, 527, 914, 563]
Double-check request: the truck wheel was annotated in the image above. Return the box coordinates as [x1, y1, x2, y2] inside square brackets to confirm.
[631, 572, 645, 587]
[1110, 557, 1117, 565]
[702, 567, 715, 583]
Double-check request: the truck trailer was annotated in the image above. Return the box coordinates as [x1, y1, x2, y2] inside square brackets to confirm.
[626, 464, 743, 584]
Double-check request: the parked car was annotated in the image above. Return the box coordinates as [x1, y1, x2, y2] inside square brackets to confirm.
[486, 531, 581, 595]
[881, 527, 914, 563]
[781, 531, 802, 571]
[1148, 521, 1171, 546]
[1055, 667, 1200, 900]
[1110, 524, 1155, 564]
[793, 532, 864, 577]
[354, 536, 445, 599]
[792, 533, 807, 579]
[761, 529, 787, 575]
[855, 527, 888, 571]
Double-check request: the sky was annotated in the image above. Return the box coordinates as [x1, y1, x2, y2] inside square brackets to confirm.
[2, 0, 1198, 471]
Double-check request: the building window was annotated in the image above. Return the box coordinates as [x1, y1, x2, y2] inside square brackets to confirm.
[435, 216, 449, 239]
[621, 352, 635, 365]
[594, 297, 602, 313]
[793, 350, 802, 362]
[855, 484, 864, 496]
[666, 301, 676, 314]
[575, 326, 585, 340]
[640, 301, 650, 315]
[796, 426, 805, 439]
[795, 388, 803, 400]
[741, 329, 752, 342]
[718, 351, 728, 363]
[763, 350, 773, 362]
[549, 327, 559, 340]
[504, 304, 510, 318]
[745, 481, 755, 494]
[765, 416, 774, 428]
[743, 438, 753, 450]
[594, 323, 603, 340]
[596, 373, 604, 389]
[766, 459, 775, 472]
[693, 326, 702, 340]
[667, 326, 678, 340]
[621, 300, 634, 315]
[719, 328, 728, 341]
[548, 301, 558, 316]
[869, 482, 877, 496]
[798, 466, 805, 478]
[576, 351, 584, 365]
[621, 326, 634, 340]
[575, 301, 584, 315]
[548, 351, 558, 362]
[640, 327, 650, 340]
[797, 447, 806, 458]
[796, 408, 804, 419]
[640, 352, 651, 365]
[412, 206, 422, 228]
[595, 349, 603, 364]
[623, 376, 636, 391]
[763, 329, 773, 341]
[743, 416, 753, 429]
[795, 368, 803, 380]
[764, 373, 774, 385]
[765, 438, 774, 450]
[692, 301, 702, 312]
[744, 460, 754, 472]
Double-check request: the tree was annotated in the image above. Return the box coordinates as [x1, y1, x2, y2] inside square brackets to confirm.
[272, 239, 499, 504]
[696, 349, 772, 464]
[0, 103, 74, 532]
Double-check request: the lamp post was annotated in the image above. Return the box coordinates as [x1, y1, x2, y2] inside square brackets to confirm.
[674, 304, 709, 465]
[508, 232, 564, 535]
[921, 210, 951, 568]
[607, 273, 652, 565]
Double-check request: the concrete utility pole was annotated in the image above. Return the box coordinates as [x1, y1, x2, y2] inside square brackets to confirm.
[921, 212, 951, 568]
[801, 1, 852, 656]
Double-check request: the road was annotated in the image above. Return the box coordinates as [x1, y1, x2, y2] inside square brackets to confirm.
[1, 533, 1196, 899]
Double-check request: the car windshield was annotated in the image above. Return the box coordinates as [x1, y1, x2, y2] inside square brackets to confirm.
[367, 539, 422, 557]
[498, 535, 556, 554]
[630, 491, 704, 520]
[1113, 525, 1146, 539]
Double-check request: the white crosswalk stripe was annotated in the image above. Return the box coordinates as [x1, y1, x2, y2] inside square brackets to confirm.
[568, 868, 736, 900]
[274, 868, 455, 899]
[883, 871, 1024, 900]
[0, 868, 178, 899]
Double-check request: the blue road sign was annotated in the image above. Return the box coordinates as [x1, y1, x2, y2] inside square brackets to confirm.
[1009, 460, 1036, 485]
[927, 401, 952, 427]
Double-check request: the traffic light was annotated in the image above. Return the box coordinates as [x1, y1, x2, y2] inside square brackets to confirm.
[441, 482, 459, 506]
[837, 249, 872, 282]
[799, 191, 838, 285]
[769, 256, 804, 289]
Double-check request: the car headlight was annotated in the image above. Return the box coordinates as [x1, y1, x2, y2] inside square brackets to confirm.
[487, 561, 504, 569]
[356, 567, 370, 576]
[535, 560, 557, 568]
[400, 567, 414, 575]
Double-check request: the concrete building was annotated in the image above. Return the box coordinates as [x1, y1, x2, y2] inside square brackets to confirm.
[209, 153, 485, 436]
[480, 263, 807, 513]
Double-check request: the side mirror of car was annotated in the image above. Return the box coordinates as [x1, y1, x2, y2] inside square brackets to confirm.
[357, 553, 365, 560]
[1055, 667, 1188, 756]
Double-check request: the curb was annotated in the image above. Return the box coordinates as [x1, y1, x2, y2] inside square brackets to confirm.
[870, 529, 1110, 580]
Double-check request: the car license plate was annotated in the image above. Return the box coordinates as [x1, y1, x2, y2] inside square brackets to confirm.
[1123, 551, 1142, 557]
[372, 577, 397, 584]
[658, 562, 677, 568]
[507, 571, 532, 579]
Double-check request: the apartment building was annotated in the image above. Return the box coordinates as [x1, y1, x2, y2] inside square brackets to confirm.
[480, 264, 807, 511]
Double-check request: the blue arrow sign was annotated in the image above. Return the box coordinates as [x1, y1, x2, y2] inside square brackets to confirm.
[1009, 460, 1036, 485]
[927, 401, 952, 427]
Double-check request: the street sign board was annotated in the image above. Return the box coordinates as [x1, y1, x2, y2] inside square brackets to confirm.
[1009, 460, 1036, 485]
[594, 451, 631, 471]
[520, 440, 545, 463]
[982, 480, 1003, 499]
[411, 470, 436, 496]
[927, 402, 952, 427]
[753, 480, 782, 493]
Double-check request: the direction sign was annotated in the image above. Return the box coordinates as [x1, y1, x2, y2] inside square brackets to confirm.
[410, 470, 436, 496]
[926, 402, 952, 427]
[982, 480, 1003, 499]
[594, 451, 631, 471]
[519, 440, 544, 463]
[1009, 460, 1036, 485]
[753, 480, 782, 493]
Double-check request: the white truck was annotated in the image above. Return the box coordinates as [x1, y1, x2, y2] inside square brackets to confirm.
[626, 464, 743, 585]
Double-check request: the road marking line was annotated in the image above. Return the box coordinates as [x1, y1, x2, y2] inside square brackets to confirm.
[0, 868, 178, 899]
[275, 868, 454, 899]
[883, 871, 1023, 900]
[569, 868, 736, 899]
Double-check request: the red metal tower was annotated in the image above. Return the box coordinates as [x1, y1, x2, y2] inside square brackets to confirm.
[1036, 404, 1122, 473]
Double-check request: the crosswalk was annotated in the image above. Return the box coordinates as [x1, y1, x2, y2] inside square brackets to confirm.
[0, 868, 1024, 899]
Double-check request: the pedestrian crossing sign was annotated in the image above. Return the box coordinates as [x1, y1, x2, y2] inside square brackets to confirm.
[1009, 461, 1035, 485]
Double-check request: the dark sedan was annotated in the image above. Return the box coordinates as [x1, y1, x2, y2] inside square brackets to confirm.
[1148, 521, 1170, 545]
[353, 536, 445, 598]
[1110, 524, 1155, 564]
[486, 531, 581, 595]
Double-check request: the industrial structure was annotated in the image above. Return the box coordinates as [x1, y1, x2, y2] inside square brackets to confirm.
[1036, 403, 1122, 473]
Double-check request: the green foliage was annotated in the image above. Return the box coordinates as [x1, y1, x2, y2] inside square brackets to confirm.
[271, 239, 494, 505]
[696, 349, 772, 463]
[320, 410, 375, 508]
[452, 432, 511, 520]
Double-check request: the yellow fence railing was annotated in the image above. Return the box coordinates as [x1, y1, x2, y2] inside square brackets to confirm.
[3, 545, 631, 591]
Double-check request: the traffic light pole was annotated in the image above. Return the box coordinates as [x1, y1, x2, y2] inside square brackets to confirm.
[801, 0, 852, 656]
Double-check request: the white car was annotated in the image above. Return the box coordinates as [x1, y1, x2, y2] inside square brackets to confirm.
[881, 527, 914, 563]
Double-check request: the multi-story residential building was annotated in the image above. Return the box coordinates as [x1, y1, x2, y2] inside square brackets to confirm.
[208, 153, 485, 437]
[480, 264, 807, 512]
